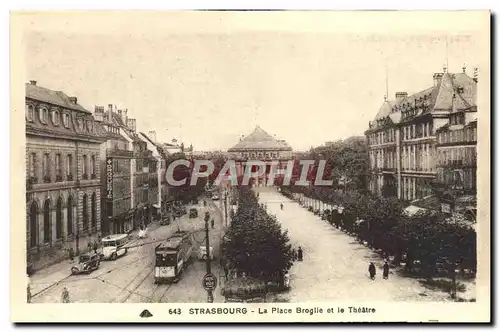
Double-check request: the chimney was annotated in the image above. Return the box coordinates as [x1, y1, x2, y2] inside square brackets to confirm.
[93, 105, 104, 122]
[395, 92, 408, 102]
[117, 109, 122, 121]
[127, 118, 136, 132]
[148, 130, 157, 143]
[473, 67, 478, 83]
[124, 109, 128, 125]
[29, 80, 37, 85]
[107, 104, 113, 122]
[433, 73, 444, 86]
[462, 63, 467, 74]
[69, 96, 77, 104]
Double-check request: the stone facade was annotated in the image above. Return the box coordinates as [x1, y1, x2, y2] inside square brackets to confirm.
[365, 68, 478, 203]
[26, 81, 105, 270]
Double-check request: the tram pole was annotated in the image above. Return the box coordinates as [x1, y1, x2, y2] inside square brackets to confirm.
[204, 211, 213, 303]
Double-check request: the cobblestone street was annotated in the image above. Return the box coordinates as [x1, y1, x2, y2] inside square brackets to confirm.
[29, 200, 225, 303]
[256, 188, 463, 302]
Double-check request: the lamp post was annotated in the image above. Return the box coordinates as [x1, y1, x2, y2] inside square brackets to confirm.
[204, 211, 213, 303]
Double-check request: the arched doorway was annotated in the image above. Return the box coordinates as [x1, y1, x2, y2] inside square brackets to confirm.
[29, 201, 38, 248]
[43, 199, 51, 244]
[67, 196, 73, 235]
[91, 192, 97, 231]
[82, 194, 88, 232]
[56, 197, 62, 239]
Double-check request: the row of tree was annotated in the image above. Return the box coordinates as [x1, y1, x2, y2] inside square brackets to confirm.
[281, 186, 476, 277]
[222, 186, 294, 282]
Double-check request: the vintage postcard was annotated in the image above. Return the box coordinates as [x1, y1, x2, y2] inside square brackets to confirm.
[10, 10, 490, 323]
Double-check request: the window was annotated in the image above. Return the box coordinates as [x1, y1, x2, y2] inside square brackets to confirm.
[82, 155, 88, 179]
[91, 155, 96, 178]
[67, 196, 73, 235]
[43, 153, 50, 182]
[38, 107, 48, 124]
[43, 199, 51, 244]
[91, 193, 97, 230]
[82, 194, 89, 232]
[473, 127, 477, 141]
[26, 104, 34, 122]
[29, 152, 37, 180]
[51, 110, 60, 126]
[29, 201, 38, 248]
[56, 197, 62, 239]
[66, 154, 73, 180]
[55, 153, 62, 181]
[136, 159, 141, 172]
[63, 113, 70, 128]
[114, 160, 119, 172]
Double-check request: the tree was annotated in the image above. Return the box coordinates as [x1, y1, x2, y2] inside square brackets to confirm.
[224, 187, 294, 281]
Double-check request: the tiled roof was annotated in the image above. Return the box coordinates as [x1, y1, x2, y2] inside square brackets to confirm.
[26, 83, 91, 114]
[370, 72, 477, 128]
[228, 126, 292, 151]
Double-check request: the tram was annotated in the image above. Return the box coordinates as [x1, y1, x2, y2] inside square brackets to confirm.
[154, 231, 195, 283]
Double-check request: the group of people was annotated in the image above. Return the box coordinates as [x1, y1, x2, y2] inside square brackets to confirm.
[368, 261, 390, 280]
[292, 246, 303, 262]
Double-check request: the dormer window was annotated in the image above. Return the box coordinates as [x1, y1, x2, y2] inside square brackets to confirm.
[51, 109, 60, 126]
[38, 107, 48, 124]
[63, 113, 70, 128]
[26, 104, 34, 122]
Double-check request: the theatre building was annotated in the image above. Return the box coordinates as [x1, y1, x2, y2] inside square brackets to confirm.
[228, 126, 293, 186]
[26, 81, 106, 269]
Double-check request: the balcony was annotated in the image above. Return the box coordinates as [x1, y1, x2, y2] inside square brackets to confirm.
[43, 175, 51, 183]
[107, 148, 133, 158]
[67, 174, 73, 181]
[91, 173, 97, 179]
[56, 174, 63, 182]
[82, 173, 89, 180]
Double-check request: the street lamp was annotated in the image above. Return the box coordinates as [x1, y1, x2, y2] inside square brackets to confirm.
[204, 211, 213, 303]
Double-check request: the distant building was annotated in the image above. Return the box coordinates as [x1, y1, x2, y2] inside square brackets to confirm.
[26, 81, 106, 269]
[365, 67, 477, 212]
[228, 126, 293, 186]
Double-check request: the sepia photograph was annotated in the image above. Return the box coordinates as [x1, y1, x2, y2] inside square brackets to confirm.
[10, 10, 490, 322]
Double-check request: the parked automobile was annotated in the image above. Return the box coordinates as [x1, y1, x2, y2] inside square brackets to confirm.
[71, 253, 100, 275]
[189, 208, 198, 218]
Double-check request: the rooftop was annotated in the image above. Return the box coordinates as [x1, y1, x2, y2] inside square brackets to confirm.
[228, 126, 292, 152]
[26, 82, 91, 114]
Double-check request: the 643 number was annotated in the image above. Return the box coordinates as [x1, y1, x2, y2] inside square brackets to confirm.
[169, 308, 182, 315]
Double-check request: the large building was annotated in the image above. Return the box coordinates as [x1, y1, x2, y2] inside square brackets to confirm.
[365, 67, 478, 210]
[26, 81, 106, 269]
[94, 105, 158, 232]
[228, 126, 293, 186]
[94, 105, 133, 235]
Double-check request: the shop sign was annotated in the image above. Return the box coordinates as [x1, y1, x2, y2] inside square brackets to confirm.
[106, 158, 113, 200]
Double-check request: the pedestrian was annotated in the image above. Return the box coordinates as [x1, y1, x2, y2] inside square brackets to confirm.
[87, 240, 92, 253]
[280, 203, 284, 210]
[383, 260, 389, 279]
[369, 262, 376, 280]
[69, 247, 74, 262]
[291, 248, 297, 261]
[27, 284, 31, 303]
[211, 218, 215, 229]
[224, 265, 229, 280]
[297, 246, 303, 261]
[284, 271, 290, 289]
[61, 287, 70, 303]
[93, 241, 98, 254]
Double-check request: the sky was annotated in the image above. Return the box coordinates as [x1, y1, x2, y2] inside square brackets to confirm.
[20, 11, 487, 151]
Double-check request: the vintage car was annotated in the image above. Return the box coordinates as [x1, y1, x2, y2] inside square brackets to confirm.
[71, 253, 100, 275]
[189, 208, 198, 218]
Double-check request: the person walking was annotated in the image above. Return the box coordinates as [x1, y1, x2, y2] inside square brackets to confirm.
[93, 240, 98, 254]
[369, 262, 376, 280]
[382, 260, 389, 279]
[69, 247, 74, 263]
[291, 248, 297, 261]
[280, 203, 284, 210]
[297, 246, 303, 261]
[211, 218, 215, 229]
[61, 287, 70, 303]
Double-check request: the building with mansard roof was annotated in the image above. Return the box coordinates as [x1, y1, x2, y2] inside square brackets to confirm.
[25, 81, 106, 270]
[365, 67, 477, 219]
